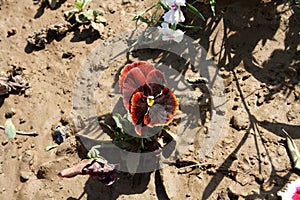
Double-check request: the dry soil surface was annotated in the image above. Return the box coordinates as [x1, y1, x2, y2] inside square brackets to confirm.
[0, 0, 300, 199]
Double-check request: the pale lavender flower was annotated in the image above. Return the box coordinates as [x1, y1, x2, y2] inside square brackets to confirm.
[163, 0, 186, 25]
[158, 22, 184, 43]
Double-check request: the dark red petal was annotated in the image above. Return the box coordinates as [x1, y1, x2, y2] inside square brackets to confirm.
[145, 88, 179, 126]
[146, 70, 166, 96]
[130, 92, 148, 128]
[122, 68, 146, 110]
[119, 61, 155, 93]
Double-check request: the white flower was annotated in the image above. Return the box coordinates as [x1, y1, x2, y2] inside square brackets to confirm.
[158, 22, 184, 43]
[278, 179, 300, 200]
[163, 0, 186, 25]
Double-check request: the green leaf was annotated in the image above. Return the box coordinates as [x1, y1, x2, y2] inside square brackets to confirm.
[87, 145, 101, 158]
[158, 0, 170, 11]
[132, 10, 147, 21]
[82, 10, 95, 21]
[4, 119, 16, 139]
[177, 23, 202, 29]
[132, 4, 157, 22]
[82, 0, 92, 10]
[74, 0, 84, 11]
[112, 113, 124, 130]
[64, 9, 79, 21]
[186, 3, 205, 21]
[74, 0, 91, 11]
[87, 145, 108, 164]
[283, 129, 300, 170]
[209, 0, 216, 16]
[93, 9, 102, 17]
[112, 113, 138, 137]
[76, 13, 89, 23]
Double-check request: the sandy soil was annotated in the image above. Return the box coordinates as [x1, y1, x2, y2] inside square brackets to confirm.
[0, 0, 299, 199]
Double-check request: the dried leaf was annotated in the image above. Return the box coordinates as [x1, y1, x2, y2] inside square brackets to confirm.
[91, 22, 104, 33]
[4, 119, 16, 139]
[95, 15, 107, 24]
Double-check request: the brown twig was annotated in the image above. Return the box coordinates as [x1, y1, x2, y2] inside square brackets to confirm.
[0, 125, 38, 136]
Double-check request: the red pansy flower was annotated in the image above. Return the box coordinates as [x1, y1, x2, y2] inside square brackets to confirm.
[119, 61, 179, 135]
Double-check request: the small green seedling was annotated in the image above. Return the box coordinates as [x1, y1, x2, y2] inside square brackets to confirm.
[64, 0, 107, 34]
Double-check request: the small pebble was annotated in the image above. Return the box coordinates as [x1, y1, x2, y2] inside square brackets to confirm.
[255, 174, 264, 184]
[20, 171, 31, 182]
[5, 108, 16, 118]
[121, 0, 131, 4]
[277, 147, 285, 156]
[188, 145, 195, 152]
[1, 140, 8, 146]
[207, 168, 216, 175]
[19, 118, 26, 124]
[7, 29, 17, 37]
[107, 3, 116, 13]
[11, 153, 17, 159]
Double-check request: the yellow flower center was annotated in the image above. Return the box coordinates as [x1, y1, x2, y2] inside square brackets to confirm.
[147, 96, 155, 107]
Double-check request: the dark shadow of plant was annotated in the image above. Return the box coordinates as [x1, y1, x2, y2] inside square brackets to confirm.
[189, 0, 299, 99]
[34, 0, 67, 19]
[25, 0, 106, 53]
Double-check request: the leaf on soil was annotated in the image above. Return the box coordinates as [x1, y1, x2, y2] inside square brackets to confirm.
[282, 129, 300, 170]
[91, 22, 105, 33]
[95, 15, 107, 24]
[4, 118, 16, 139]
